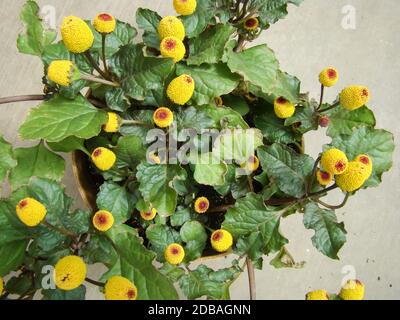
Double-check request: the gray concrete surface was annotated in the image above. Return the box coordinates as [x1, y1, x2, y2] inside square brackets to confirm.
[0, 0, 399, 299]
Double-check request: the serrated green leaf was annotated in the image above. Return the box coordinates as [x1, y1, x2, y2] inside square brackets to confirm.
[258, 144, 314, 198]
[180, 0, 218, 38]
[254, 0, 304, 25]
[188, 24, 236, 66]
[19, 95, 107, 142]
[109, 44, 174, 100]
[159, 263, 185, 282]
[107, 225, 178, 300]
[227, 45, 279, 96]
[136, 163, 186, 216]
[17, 0, 56, 56]
[303, 202, 346, 260]
[223, 193, 288, 260]
[42, 285, 86, 300]
[199, 105, 248, 129]
[96, 182, 136, 225]
[176, 63, 240, 106]
[213, 128, 264, 164]
[105, 88, 130, 112]
[135, 8, 162, 49]
[284, 104, 319, 134]
[175, 106, 215, 132]
[146, 224, 181, 262]
[9, 142, 65, 190]
[221, 95, 250, 116]
[115, 135, 146, 169]
[328, 127, 394, 187]
[0, 135, 17, 183]
[193, 153, 228, 186]
[47, 136, 87, 153]
[326, 106, 376, 137]
[0, 240, 27, 276]
[170, 208, 192, 227]
[270, 246, 305, 269]
[180, 221, 207, 262]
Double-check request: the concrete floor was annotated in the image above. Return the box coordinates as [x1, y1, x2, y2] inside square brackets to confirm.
[0, 0, 399, 299]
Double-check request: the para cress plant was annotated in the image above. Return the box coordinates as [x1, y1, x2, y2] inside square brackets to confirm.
[0, 0, 394, 300]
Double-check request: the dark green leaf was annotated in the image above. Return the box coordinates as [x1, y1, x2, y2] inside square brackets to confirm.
[199, 105, 248, 129]
[96, 182, 136, 224]
[9, 142, 65, 190]
[284, 104, 319, 134]
[170, 208, 192, 227]
[159, 263, 185, 282]
[221, 95, 250, 116]
[0, 240, 27, 276]
[135, 8, 162, 49]
[5, 273, 33, 295]
[328, 127, 395, 187]
[258, 144, 314, 198]
[176, 63, 240, 106]
[0, 135, 17, 183]
[180, 0, 218, 38]
[146, 224, 181, 261]
[180, 221, 207, 262]
[47, 136, 87, 153]
[175, 106, 215, 132]
[303, 202, 346, 260]
[42, 285, 86, 300]
[115, 135, 146, 169]
[105, 88, 130, 112]
[19, 94, 108, 142]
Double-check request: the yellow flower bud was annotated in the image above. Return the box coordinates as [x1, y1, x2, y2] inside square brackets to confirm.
[211, 229, 233, 253]
[93, 13, 116, 34]
[91, 147, 116, 171]
[319, 67, 339, 87]
[274, 97, 295, 119]
[0, 277, 4, 296]
[321, 148, 349, 175]
[354, 154, 373, 177]
[167, 74, 195, 105]
[149, 152, 161, 165]
[336, 161, 371, 192]
[47, 60, 78, 87]
[153, 107, 174, 128]
[173, 0, 197, 16]
[164, 243, 185, 265]
[140, 208, 157, 221]
[339, 86, 370, 111]
[92, 210, 114, 232]
[339, 279, 365, 300]
[61, 16, 94, 53]
[15, 197, 47, 227]
[160, 36, 186, 63]
[306, 290, 329, 300]
[316, 169, 333, 186]
[194, 197, 209, 214]
[244, 17, 259, 31]
[103, 112, 120, 133]
[240, 155, 260, 173]
[105, 276, 138, 300]
[54, 256, 86, 291]
[158, 16, 185, 41]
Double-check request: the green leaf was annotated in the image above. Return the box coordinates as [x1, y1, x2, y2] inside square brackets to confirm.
[254, 0, 304, 25]
[170, 208, 192, 227]
[115, 135, 146, 169]
[179, 264, 240, 300]
[176, 63, 240, 106]
[328, 127, 395, 187]
[5, 274, 33, 295]
[0, 135, 17, 183]
[136, 163, 186, 216]
[284, 104, 319, 134]
[17, 0, 56, 56]
[105, 88, 130, 112]
[19, 95, 107, 142]
[107, 225, 179, 300]
[254, 105, 297, 144]
[227, 45, 279, 96]
[120, 110, 154, 139]
[175, 106, 215, 132]
[200, 105, 248, 129]
[270, 246, 305, 269]
[221, 95, 250, 116]
[47, 136, 87, 153]
[96, 182, 136, 225]
[0, 240, 27, 276]
[213, 128, 264, 164]
[193, 153, 228, 186]
[223, 193, 288, 260]
[303, 202, 346, 260]
[326, 106, 376, 137]
[180, 0, 218, 38]
[80, 233, 118, 268]
[109, 44, 174, 100]
[146, 224, 181, 262]
[9, 142, 65, 190]
[257, 144, 314, 198]
[135, 8, 162, 49]
[180, 221, 207, 262]
[63, 209, 91, 234]
[90, 20, 137, 58]
[159, 263, 185, 282]
[187, 24, 236, 66]
[42, 285, 86, 300]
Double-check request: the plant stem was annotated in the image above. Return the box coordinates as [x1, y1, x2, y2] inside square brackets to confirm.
[232, 0, 250, 23]
[0, 94, 45, 105]
[318, 84, 325, 109]
[42, 220, 77, 239]
[81, 74, 119, 87]
[307, 156, 321, 195]
[314, 192, 350, 210]
[85, 277, 105, 287]
[101, 34, 109, 75]
[83, 51, 110, 80]
[246, 257, 256, 300]
[318, 101, 340, 113]
[234, 34, 247, 52]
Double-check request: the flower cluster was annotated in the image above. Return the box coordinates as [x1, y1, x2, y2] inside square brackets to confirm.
[306, 279, 365, 300]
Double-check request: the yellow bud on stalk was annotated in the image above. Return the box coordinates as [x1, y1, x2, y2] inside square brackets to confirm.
[93, 13, 116, 34]
[61, 16, 94, 53]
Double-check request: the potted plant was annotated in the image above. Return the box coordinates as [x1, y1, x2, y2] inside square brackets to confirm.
[0, 0, 394, 300]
